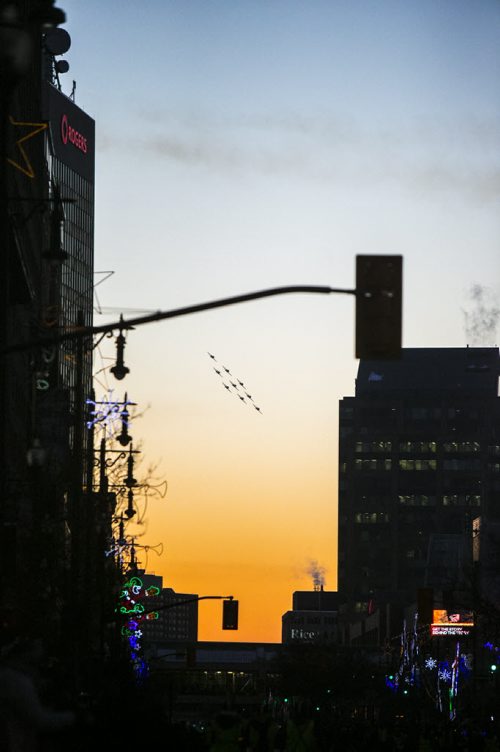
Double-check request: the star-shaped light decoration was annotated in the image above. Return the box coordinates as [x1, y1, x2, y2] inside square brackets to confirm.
[438, 668, 452, 683]
[425, 657, 437, 670]
[7, 116, 48, 178]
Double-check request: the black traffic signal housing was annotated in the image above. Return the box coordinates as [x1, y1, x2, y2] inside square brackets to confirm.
[355, 255, 402, 360]
[222, 598, 238, 630]
[417, 587, 434, 627]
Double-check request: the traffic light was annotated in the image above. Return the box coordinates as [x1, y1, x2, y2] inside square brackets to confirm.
[417, 587, 434, 627]
[222, 598, 239, 630]
[355, 255, 402, 360]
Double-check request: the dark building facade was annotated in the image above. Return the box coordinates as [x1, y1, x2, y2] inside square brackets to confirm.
[282, 588, 339, 644]
[140, 573, 199, 643]
[338, 347, 500, 638]
[0, 6, 98, 674]
[147, 641, 281, 724]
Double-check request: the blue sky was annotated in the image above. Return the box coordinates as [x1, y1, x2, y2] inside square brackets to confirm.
[58, 0, 500, 641]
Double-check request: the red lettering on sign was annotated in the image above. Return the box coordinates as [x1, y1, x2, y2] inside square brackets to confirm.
[60, 114, 87, 154]
[61, 113, 68, 144]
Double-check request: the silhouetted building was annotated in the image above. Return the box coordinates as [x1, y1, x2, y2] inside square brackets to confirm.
[0, 9, 96, 667]
[146, 641, 281, 723]
[141, 573, 199, 642]
[292, 588, 338, 611]
[282, 588, 338, 643]
[337, 347, 500, 640]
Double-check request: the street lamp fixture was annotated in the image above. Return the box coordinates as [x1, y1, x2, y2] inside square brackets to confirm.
[124, 445, 137, 488]
[124, 488, 135, 519]
[110, 315, 130, 381]
[117, 395, 132, 446]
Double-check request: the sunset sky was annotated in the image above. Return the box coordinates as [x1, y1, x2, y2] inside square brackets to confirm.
[60, 0, 500, 643]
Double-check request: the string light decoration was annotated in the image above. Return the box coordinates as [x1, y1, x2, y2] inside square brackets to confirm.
[117, 575, 160, 681]
[386, 613, 474, 722]
[86, 390, 135, 437]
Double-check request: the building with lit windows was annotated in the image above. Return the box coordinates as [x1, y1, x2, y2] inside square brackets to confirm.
[337, 347, 500, 641]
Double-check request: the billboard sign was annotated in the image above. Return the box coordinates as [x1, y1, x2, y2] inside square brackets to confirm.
[43, 82, 95, 182]
[430, 608, 474, 637]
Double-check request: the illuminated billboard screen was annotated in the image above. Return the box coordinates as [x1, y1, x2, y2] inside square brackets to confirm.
[430, 609, 474, 637]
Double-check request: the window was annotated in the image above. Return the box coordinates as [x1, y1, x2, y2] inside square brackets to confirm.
[443, 459, 482, 471]
[443, 441, 480, 453]
[340, 427, 353, 437]
[340, 406, 354, 418]
[399, 441, 436, 453]
[398, 494, 436, 506]
[442, 494, 481, 506]
[355, 459, 392, 471]
[399, 459, 436, 471]
[447, 407, 479, 420]
[355, 459, 377, 471]
[354, 512, 389, 524]
[355, 440, 392, 453]
[405, 407, 441, 420]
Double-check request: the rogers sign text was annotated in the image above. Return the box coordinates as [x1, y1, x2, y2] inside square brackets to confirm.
[61, 113, 87, 154]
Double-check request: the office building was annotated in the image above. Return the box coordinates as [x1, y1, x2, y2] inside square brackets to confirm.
[141, 573, 199, 643]
[337, 347, 500, 638]
[0, 9, 96, 658]
[282, 588, 338, 644]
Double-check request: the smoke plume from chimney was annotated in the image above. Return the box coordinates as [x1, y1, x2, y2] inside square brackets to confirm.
[462, 284, 500, 346]
[306, 559, 327, 590]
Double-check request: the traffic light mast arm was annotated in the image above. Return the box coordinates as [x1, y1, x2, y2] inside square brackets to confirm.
[139, 594, 234, 617]
[1, 256, 402, 360]
[1, 285, 355, 355]
[92, 285, 354, 336]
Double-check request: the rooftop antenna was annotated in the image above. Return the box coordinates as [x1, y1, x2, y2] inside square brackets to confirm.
[43, 27, 71, 90]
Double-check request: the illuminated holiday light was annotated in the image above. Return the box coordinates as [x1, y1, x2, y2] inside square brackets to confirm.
[120, 603, 145, 615]
[86, 390, 134, 437]
[117, 575, 159, 682]
[438, 668, 452, 683]
[449, 641, 461, 721]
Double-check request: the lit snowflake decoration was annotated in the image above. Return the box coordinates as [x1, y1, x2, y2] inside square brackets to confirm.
[86, 390, 133, 437]
[425, 657, 437, 670]
[438, 669, 452, 682]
